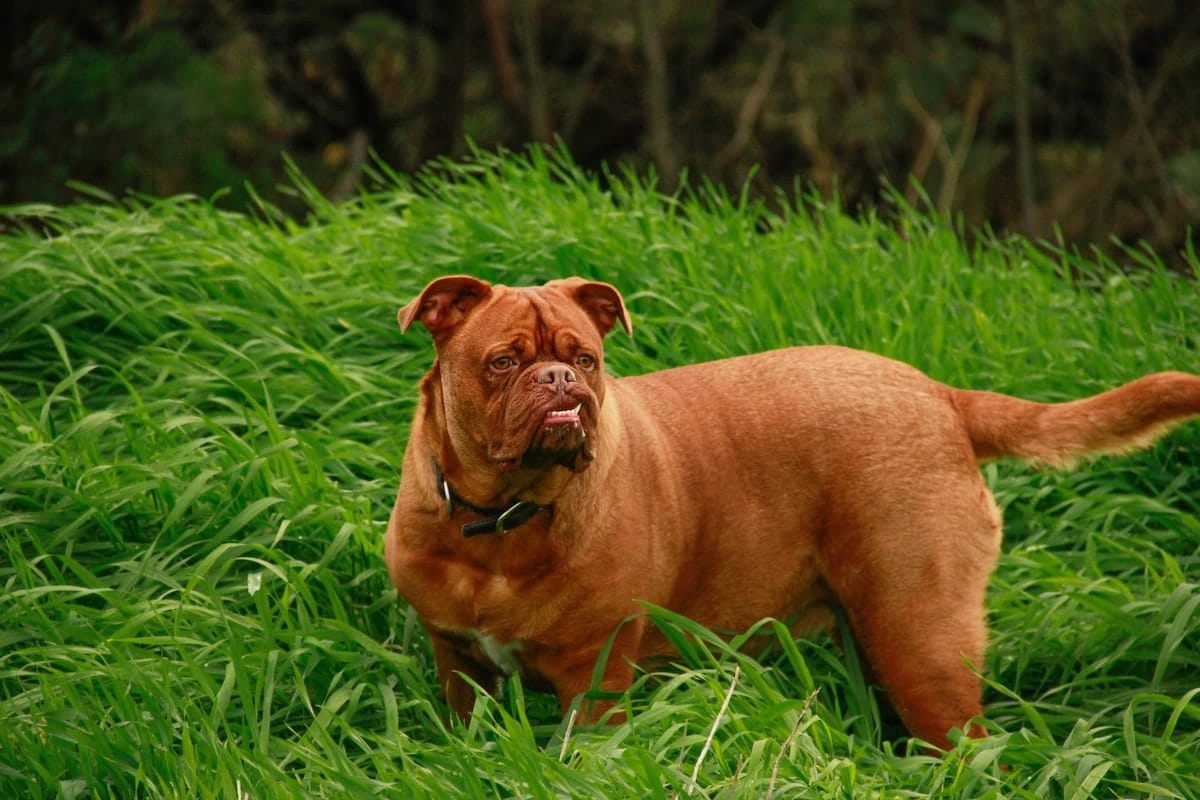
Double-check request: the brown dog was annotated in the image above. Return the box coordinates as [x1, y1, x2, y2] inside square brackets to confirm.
[385, 275, 1200, 749]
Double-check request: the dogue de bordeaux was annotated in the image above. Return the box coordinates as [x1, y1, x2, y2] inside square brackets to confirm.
[385, 275, 1200, 749]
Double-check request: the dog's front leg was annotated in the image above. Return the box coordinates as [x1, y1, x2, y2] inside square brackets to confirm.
[428, 630, 500, 722]
[546, 616, 647, 724]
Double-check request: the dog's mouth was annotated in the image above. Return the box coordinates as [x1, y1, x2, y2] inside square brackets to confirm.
[541, 403, 582, 429]
[491, 396, 597, 472]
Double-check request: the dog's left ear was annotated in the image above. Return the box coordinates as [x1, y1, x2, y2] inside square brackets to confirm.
[399, 275, 493, 340]
[549, 278, 633, 337]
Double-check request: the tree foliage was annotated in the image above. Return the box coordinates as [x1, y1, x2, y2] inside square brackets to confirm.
[3, 0, 1199, 260]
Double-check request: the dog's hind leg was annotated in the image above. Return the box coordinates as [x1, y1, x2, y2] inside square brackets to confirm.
[819, 470, 1005, 750]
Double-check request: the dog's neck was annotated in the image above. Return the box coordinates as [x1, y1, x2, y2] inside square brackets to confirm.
[429, 457, 547, 537]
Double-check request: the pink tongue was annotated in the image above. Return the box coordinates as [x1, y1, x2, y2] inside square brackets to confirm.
[543, 407, 581, 427]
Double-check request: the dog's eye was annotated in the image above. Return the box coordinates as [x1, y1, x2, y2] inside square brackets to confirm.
[576, 353, 597, 371]
[490, 356, 517, 371]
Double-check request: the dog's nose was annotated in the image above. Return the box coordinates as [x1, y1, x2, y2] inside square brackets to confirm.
[536, 364, 576, 391]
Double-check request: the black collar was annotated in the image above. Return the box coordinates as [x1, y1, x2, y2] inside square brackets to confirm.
[431, 458, 546, 538]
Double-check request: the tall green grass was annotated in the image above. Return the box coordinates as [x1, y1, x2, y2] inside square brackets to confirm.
[2, 147, 1198, 798]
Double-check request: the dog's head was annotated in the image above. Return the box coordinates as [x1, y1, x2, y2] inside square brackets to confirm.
[400, 276, 631, 478]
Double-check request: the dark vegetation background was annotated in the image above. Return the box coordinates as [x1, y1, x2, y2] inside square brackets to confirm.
[4, 0, 1199, 264]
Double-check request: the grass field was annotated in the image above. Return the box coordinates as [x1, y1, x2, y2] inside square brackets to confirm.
[2, 148, 1199, 798]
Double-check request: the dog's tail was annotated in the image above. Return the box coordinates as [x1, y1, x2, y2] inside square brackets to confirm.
[952, 372, 1200, 468]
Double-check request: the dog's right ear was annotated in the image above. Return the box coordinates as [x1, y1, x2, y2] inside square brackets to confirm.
[399, 275, 493, 339]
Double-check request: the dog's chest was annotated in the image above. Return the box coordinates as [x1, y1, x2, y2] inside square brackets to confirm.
[418, 559, 543, 675]
[428, 616, 534, 679]
[466, 629, 523, 676]
[405, 542, 581, 684]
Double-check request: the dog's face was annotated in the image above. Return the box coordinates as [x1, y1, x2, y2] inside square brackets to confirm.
[400, 276, 631, 476]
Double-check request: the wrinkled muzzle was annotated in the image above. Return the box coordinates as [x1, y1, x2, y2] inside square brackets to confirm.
[489, 362, 600, 472]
